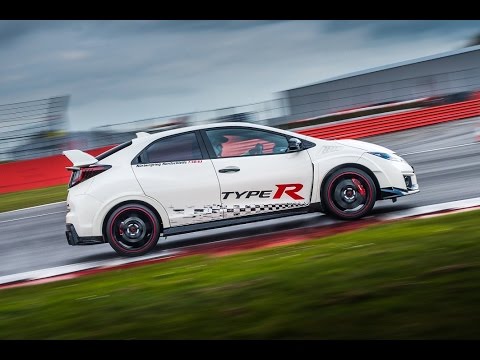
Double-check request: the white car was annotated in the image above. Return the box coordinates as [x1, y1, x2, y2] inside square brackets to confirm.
[63, 122, 419, 256]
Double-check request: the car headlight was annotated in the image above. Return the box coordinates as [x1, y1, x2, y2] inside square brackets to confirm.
[368, 152, 404, 162]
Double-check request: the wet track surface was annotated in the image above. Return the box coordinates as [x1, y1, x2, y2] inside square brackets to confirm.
[1, 117, 479, 277]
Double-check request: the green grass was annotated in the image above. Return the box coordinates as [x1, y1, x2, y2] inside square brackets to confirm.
[0, 184, 67, 213]
[1, 209, 480, 339]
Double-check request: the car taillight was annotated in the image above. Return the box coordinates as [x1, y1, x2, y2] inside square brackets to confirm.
[68, 165, 111, 188]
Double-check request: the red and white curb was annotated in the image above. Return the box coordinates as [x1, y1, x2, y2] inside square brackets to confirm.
[376, 196, 480, 221]
[1, 196, 480, 290]
[0, 251, 179, 289]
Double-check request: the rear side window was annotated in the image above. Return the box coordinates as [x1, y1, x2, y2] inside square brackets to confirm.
[139, 132, 203, 163]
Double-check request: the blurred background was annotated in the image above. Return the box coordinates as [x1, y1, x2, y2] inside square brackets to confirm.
[1, 20, 480, 162]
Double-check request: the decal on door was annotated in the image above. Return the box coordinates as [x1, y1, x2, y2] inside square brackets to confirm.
[222, 183, 304, 200]
[136, 160, 203, 167]
[167, 184, 308, 226]
[167, 200, 309, 226]
[224, 202, 309, 216]
[168, 204, 223, 226]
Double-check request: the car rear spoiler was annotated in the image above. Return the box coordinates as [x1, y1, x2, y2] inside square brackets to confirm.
[63, 150, 98, 168]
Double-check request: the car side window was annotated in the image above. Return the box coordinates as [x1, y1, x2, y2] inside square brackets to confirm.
[140, 132, 203, 163]
[205, 128, 289, 158]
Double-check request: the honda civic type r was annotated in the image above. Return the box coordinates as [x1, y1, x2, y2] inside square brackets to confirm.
[63, 122, 419, 256]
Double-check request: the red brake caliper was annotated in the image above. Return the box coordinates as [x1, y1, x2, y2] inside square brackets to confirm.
[351, 178, 366, 197]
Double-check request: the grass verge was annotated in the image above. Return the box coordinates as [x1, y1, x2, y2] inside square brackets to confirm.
[1, 209, 480, 339]
[0, 184, 67, 213]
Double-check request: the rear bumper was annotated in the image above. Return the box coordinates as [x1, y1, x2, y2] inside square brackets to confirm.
[66, 224, 105, 246]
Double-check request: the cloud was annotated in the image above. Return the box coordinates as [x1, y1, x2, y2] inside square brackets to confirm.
[0, 20, 479, 131]
[0, 20, 71, 48]
[323, 20, 480, 42]
[60, 50, 90, 61]
[90, 20, 289, 36]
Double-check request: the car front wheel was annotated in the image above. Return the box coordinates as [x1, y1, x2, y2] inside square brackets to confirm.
[106, 204, 161, 257]
[322, 167, 376, 220]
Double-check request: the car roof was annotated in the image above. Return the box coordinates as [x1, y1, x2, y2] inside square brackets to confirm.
[135, 122, 295, 142]
[126, 122, 324, 153]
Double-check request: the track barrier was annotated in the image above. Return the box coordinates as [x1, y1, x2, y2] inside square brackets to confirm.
[1, 98, 479, 194]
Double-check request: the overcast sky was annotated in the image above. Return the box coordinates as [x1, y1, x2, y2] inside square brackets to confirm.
[1, 20, 479, 131]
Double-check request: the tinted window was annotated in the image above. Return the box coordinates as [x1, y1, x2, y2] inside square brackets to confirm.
[141, 132, 202, 163]
[205, 128, 289, 158]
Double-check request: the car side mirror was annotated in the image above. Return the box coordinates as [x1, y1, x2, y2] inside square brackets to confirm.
[288, 137, 303, 152]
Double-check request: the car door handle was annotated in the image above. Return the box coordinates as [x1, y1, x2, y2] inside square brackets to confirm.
[218, 166, 240, 173]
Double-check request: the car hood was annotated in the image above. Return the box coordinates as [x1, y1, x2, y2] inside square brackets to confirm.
[333, 139, 395, 154]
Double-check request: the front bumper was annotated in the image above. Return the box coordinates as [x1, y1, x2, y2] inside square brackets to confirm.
[66, 224, 105, 246]
[380, 185, 419, 199]
[380, 171, 419, 200]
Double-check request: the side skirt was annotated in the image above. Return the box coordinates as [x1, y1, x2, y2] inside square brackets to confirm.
[163, 203, 323, 236]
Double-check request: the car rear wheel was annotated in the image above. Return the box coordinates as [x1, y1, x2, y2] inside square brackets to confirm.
[106, 204, 161, 257]
[322, 167, 376, 220]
